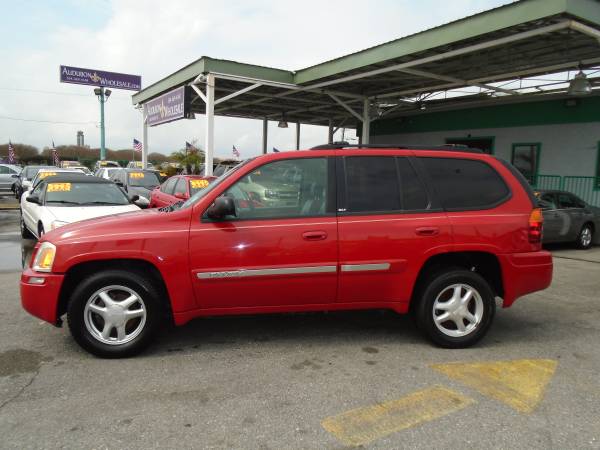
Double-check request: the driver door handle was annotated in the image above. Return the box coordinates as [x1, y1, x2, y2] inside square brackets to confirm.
[415, 226, 440, 236]
[302, 231, 328, 241]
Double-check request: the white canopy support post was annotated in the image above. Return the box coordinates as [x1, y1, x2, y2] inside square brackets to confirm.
[204, 73, 215, 176]
[362, 97, 370, 145]
[142, 111, 148, 169]
[328, 120, 334, 144]
[262, 118, 268, 154]
[295, 122, 300, 150]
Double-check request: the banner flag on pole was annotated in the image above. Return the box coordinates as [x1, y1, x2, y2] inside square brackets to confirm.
[133, 138, 143, 152]
[232, 145, 240, 158]
[51, 141, 60, 166]
[8, 140, 15, 164]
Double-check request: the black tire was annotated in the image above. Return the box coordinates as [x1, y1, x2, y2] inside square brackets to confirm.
[20, 216, 34, 239]
[67, 270, 162, 358]
[575, 224, 593, 250]
[414, 269, 495, 348]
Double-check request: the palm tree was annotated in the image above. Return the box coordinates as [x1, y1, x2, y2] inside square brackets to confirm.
[170, 147, 205, 174]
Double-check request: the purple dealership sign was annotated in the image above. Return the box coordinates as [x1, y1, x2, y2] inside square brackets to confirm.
[60, 65, 141, 91]
[144, 86, 189, 127]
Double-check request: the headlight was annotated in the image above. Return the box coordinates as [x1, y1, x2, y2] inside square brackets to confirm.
[32, 242, 56, 273]
[51, 220, 69, 230]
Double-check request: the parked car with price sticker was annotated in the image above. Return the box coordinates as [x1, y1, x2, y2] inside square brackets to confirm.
[149, 175, 215, 208]
[20, 173, 140, 239]
[109, 169, 161, 208]
[28, 168, 86, 193]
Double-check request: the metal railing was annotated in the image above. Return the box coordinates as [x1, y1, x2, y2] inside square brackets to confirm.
[531, 174, 600, 206]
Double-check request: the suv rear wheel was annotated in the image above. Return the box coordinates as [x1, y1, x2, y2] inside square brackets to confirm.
[414, 269, 495, 348]
[67, 270, 161, 358]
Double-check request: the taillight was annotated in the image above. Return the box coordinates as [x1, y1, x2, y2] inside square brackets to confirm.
[529, 208, 544, 243]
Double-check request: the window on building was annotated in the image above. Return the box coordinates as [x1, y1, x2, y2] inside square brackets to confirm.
[446, 137, 494, 154]
[511, 143, 540, 184]
[419, 157, 510, 210]
[596, 142, 600, 190]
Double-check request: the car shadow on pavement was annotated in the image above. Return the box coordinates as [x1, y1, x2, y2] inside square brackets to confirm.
[148, 310, 424, 356]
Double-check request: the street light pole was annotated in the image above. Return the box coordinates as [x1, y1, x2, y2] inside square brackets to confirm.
[94, 87, 111, 161]
[99, 87, 106, 161]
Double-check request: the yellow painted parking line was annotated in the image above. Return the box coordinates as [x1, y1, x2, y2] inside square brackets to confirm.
[431, 359, 557, 414]
[321, 386, 475, 446]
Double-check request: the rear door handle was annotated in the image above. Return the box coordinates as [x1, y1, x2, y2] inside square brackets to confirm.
[302, 231, 328, 241]
[415, 227, 440, 236]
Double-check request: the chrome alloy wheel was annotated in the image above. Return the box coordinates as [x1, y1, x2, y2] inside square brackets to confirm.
[83, 285, 147, 345]
[581, 227, 592, 248]
[432, 283, 484, 338]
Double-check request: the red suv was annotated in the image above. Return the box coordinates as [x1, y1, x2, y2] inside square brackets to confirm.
[21, 146, 552, 357]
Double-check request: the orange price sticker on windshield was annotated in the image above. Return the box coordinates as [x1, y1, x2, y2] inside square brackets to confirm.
[47, 183, 71, 192]
[129, 172, 145, 179]
[39, 172, 57, 179]
[190, 179, 210, 189]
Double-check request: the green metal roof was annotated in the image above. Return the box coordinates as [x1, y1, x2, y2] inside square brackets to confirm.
[294, 0, 600, 84]
[131, 0, 600, 129]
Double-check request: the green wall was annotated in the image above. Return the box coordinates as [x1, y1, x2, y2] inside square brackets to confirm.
[370, 97, 600, 136]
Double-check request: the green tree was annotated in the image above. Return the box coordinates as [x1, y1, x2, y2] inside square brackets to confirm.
[0, 142, 39, 163]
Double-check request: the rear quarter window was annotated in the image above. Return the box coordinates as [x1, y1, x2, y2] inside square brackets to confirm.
[419, 157, 510, 210]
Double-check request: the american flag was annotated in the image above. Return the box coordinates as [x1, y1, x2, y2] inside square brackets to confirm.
[185, 141, 198, 154]
[133, 138, 143, 152]
[8, 141, 15, 164]
[232, 145, 240, 158]
[51, 141, 60, 166]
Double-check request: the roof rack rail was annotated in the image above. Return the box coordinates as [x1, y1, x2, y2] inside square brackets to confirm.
[310, 142, 482, 153]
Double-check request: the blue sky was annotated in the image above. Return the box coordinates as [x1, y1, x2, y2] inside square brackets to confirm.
[0, 0, 513, 157]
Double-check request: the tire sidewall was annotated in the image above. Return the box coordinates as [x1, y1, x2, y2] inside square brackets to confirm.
[577, 225, 593, 250]
[67, 270, 160, 358]
[416, 269, 496, 348]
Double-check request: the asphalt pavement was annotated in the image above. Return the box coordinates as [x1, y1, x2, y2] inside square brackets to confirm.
[1, 210, 599, 449]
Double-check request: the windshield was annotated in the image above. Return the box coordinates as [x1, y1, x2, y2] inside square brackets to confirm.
[179, 159, 252, 210]
[128, 171, 159, 188]
[45, 182, 130, 206]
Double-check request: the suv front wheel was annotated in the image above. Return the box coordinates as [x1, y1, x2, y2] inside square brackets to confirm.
[67, 270, 161, 358]
[414, 269, 495, 348]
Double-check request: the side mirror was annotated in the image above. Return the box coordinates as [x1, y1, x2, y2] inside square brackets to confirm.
[115, 180, 124, 187]
[206, 196, 236, 219]
[11, 174, 18, 178]
[129, 194, 140, 203]
[537, 200, 553, 211]
[174, 192, 187, 200]
[26, 195, 40, 205]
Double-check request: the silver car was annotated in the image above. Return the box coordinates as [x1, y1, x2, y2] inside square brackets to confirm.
[536, 190, 600, 249]
[0, 164, 21, 195]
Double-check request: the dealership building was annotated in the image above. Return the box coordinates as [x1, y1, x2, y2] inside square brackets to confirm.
[132, 0, 600, 205]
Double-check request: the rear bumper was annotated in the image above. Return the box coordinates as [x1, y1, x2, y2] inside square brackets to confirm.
[20, 268, 64, 325]
[499, 250, 553, 307]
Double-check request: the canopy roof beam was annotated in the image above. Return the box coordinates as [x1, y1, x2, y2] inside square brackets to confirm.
[397, 68, 519, 95]
[328, 94, 363, 122]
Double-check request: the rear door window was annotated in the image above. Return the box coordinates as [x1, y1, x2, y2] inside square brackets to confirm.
[420, 157, 510, 210]
[344, 157, 401, 213]
[343, 156, 429, 213]
[161, 178, 177, 195]
[558, 193, 581, 209]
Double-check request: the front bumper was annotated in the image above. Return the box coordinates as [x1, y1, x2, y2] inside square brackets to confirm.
[499, 250, 553, 308]
[20, 267, 64, 325]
